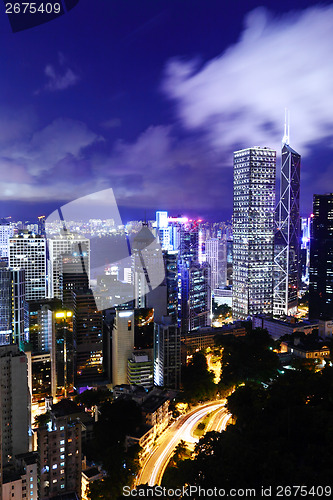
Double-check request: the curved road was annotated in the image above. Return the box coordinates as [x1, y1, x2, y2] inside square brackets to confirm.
[135, 400, 230, 487]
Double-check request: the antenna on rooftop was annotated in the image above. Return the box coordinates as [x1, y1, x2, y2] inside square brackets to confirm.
[282, 108, 290, 146]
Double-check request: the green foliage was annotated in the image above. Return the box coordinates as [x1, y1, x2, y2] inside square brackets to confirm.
[87, 399, 142, 498]
[75, 388, 112, 408]
[181, 352, 217, 403]
[34, 411, 51, 428]
[217, 328, 280, 386]
[162, 367, 333, 489]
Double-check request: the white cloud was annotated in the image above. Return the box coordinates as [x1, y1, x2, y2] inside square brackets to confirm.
[163, 4, 333, 157]
[44, 64, 79, 91]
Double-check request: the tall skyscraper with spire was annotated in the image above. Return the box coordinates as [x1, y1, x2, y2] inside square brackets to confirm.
[232, 146, 276, 320]
[273, 111, 301, 317]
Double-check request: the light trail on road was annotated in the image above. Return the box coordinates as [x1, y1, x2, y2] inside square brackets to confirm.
[136, 401, 225, 487]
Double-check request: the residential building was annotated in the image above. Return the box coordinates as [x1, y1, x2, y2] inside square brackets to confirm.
[37, 412, 82, 499]
[0, 345, 30, 466]
[1, 452, 38, 500]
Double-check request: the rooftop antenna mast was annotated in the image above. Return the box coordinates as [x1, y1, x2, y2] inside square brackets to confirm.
[282, 108, 290, 146]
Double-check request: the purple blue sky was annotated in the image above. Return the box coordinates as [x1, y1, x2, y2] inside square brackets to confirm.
[0, 0, 333, 222]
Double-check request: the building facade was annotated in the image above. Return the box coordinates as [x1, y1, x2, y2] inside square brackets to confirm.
[112, 310, 135, 387]
[48, 233, 90, 301]
[232, 147, 276, 320]
[309, 193, 333, 320]
[9, 233, 47, 302]
[273, 140, 301, 317]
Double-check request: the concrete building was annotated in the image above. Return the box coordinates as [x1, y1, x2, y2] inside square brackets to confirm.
[252, 315, 319, 340]
[37, 413, 82, 499]
[0, 345, 30, 466]
[127, 352, 153, 389]
[112, 310, 134, 387]
[1, 452, 38, 500]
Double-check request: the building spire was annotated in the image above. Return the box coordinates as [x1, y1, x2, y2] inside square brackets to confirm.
[282, 108, 290, 146]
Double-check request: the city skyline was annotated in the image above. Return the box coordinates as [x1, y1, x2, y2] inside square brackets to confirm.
[1, 0, 333, 222]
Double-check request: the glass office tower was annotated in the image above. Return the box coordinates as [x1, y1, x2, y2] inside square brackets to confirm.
[309, 193, 333, 320]
[232, 147, 276, 320]
[273, 142, 301, 317]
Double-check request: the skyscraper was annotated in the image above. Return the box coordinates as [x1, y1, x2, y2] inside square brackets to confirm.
[273, 120, 301, 317]
[9, 232, 47, 301]
[0, 266, 27, 347]
[72, 289, 103, 386]
[112, 310, 134, 386]
[0, 345, 30, 465]
[0, 223, 13, 259]
[309, 193, 333, 320]
[48, 233, 90, 301]
[232, 147, 276, 320]
[178, 261, 211, 333]
[205, 237, 227, 291]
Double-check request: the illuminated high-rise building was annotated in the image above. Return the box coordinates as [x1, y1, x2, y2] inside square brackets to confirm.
[178, 261, 211, 333]
[72, 289, 103, 386]
[112, 310, 134, 386]
[0, 222, 13, 259]
[300, 216, 311, 285]
[232, 147, 276, 320]
[0, 345, 30, 466]
[154, 316, 181, 389]
[205, 237, 227, 291]
[131, 223, 164, 309]
[9, 232, 47, 301]
[156, 211, 171, 250]
[0, 265, 27, 347]
[273, 119, 301, 317]
[48, 233, 90, 300]
[309, 193, 333, 320]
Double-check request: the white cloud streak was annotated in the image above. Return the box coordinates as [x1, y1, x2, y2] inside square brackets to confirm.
[163, 5, 333, 157]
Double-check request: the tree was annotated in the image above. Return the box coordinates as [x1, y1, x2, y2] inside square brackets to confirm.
[181, 352, 217, 403]
[216, 328, 280, 386]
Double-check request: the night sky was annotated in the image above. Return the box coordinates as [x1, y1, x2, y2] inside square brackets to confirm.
[1, 0, 333, 223]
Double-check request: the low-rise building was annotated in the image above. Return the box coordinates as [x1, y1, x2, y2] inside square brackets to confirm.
[1, 452, 38, 500]
[127, 352, 153, 389]
[112, 384, 147, 404]
[141, 393, 170, 437]
[125, 425, 155, 465]
[252, 315, 319, 340]
[81, 467, 104, 500]
[281, 338, 330, 360]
